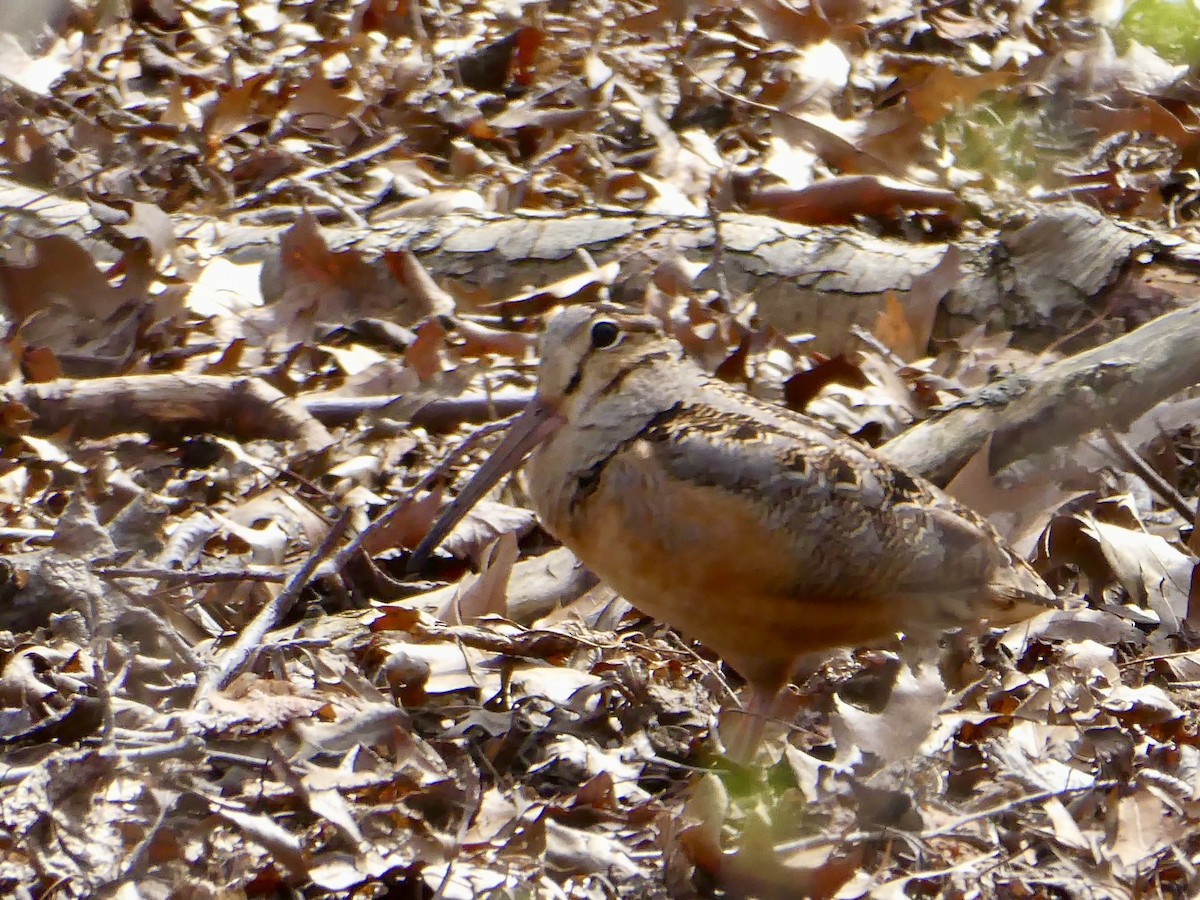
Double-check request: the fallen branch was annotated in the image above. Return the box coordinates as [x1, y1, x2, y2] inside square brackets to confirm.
[883, 302, 1200, 482]
[2, 374, 533, 449]
[5, 374, 333, 452]
[299, 391, 531, 429]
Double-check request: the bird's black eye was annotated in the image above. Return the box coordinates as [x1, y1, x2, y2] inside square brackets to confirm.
[589, 320, 620, 349]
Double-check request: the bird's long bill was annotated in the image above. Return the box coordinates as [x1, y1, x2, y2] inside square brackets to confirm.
[407, 399, 565, 571]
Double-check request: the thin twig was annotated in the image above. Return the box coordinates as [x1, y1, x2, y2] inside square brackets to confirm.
[286, 180, 367, 227]
[191, 509, 354, 710]
[93, 565, 287, 584]
[851, 323, 908, 369]
[223, 132, 406, 213]
[1101, 426, 1197, 523]
[300, 392, 531, 428]
[0, 527, 54, 543]
[774, 780, 1117, 856]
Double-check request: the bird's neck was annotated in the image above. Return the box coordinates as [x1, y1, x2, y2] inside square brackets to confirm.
[527, 351, 702, 530]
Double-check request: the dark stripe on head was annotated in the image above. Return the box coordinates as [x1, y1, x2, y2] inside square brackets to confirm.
[563, 366, 585, 397]
[561, 316, 666, 398]
[565, 345, 674, 402]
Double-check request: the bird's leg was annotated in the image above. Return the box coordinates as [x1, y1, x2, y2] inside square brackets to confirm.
[721, 682, 784, 765]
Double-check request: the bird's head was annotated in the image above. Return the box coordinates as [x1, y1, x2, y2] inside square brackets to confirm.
[407, 305, 676, 569]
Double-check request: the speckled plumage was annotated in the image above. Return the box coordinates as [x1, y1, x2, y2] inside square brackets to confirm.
[412, 306, 1060, 755]
[523, 308, 1056, 691]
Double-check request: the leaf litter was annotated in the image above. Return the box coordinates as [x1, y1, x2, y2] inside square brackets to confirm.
[2, 0, 1200, 897]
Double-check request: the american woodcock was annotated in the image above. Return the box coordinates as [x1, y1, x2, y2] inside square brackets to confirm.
[411, 306, 1060, 755]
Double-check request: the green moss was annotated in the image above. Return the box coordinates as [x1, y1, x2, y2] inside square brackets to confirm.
[1118, 0, 1200, 65]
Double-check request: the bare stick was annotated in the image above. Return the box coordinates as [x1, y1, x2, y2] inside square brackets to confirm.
[774, 780, 1118, 856]
[191, 509, 353, 710]
[1100, 426, 1197, 522]
[884, 303, 1200, 483]
[93, 566, 287, 585]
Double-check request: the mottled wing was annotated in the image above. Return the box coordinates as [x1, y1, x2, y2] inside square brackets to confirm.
[625, 402, 1054, 624]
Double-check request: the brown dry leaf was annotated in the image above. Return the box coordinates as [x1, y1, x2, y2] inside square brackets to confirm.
[1108, 791, 1185, 871]
[439, 499, 538, 563]
[651, 249, 708, 296]
[0, 236, 146, 322]
[1042, 797, 1093, 852]
[205, 72, 276, 147]
[308, 854, 378, 893]
[537, 735, 648, 804]
[1101, 683, 1183, 726]
[377, 640, 494, 696]
[185, 257, 265, 317]
[0, 28, 74, 95]
[1076, 512, 1191, 631]
[385, 250, 456, 318]
[902, 244, 960, 359]
[209, 512, 289, 564]
[741, 0, 836, 45]
[744, 176, 964, 226]
[462, 787, 522, 844]
[437, 530, 519, 624]
[289, 699, 411, 761]
[676, 772, 728, 876]
[21, 345, 61, 382]
[990, 720, 1097, 796]
[320, 341, 385, 377]
[417, 861, 509, 898]
[111, 200, 176, 267]
[361, 490, 443, 556]
[1074, 94, 1200, 151]
[404, 317, 448, 381]
[457, 30, 523, 92]
[490, 262, 620, 315]
[945, 437, 1084, 553]
[203, 338, 247, 375]
[713, 333, 750, 383]
[20, 435, 83, 474]
[543, 817, 640, 878]
[0, 644, 65, 705]
[898, 65, 1015, 125]
[871, 292, 920, 363]
[203, 674, 328, 736]
[830, 661, 946, 763]
[209, 805, 309, 876]
[929, 8, 1003, 40]
[379, 189, 487, 217]
[663, 299, 730, 369]
[274, 213, 380, 304]
[452, 317, 535, 358]
[288, 72, 360, 131]
[998, 607, 1144, 655]
[222, 483, 330, 549]
[783, 354, 869, 411]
